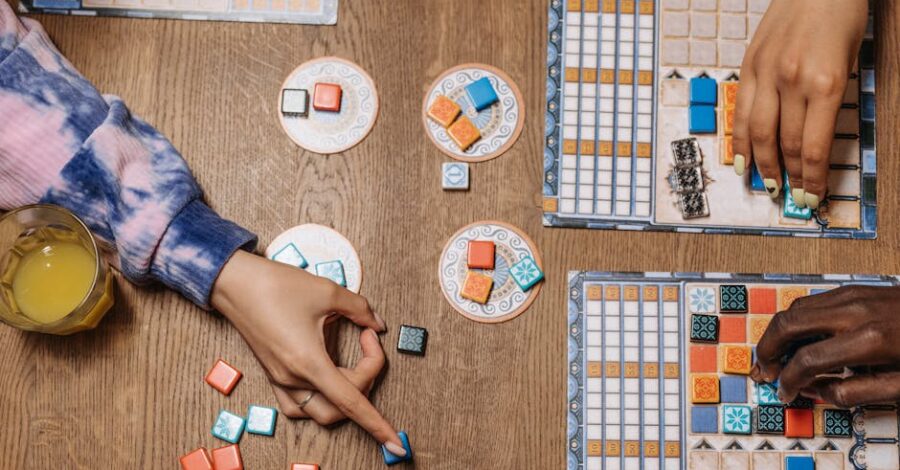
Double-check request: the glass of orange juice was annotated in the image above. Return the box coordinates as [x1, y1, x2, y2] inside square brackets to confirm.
[0, 205, 114, 334]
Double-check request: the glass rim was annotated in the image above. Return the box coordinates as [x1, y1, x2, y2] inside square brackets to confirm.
[1, 204, 102, 326]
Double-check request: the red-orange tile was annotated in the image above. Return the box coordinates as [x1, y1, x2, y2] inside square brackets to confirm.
[785, 408, 814, 438]
[211, 444, 243, 470]
[291, 465, 320, 470]
[749, 288, 777, 314]
[205, 359, 242, 395]
[690, 345, 717, 373]
[313, 83, 342, 112]
[180, 448, 213, 470]
[467, 240, 495, 269]
[719, 316, 746, 343]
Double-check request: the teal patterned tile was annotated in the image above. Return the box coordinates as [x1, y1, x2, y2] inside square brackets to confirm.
[690, 314, 719, 343]
[510, 256, 544, 291]
[271, 242, 308, 269]
[756, 382, 781, 405]
[315, 260, 347, 287]
[824, 409, 852, 437]
[784, 179, 812, 220]
[722, 405, 752, 435]
[720, 285, 748, 313]
[212, 410, 246, 444]
[397, 325, 428, 356]
[756, 405, 785, 434]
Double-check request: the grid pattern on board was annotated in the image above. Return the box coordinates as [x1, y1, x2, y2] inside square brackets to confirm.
[567, 272, 900, 470]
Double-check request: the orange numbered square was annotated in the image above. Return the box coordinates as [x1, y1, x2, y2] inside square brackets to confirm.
[691, 374, 720, 403]
[664, 363, 680, 378]
[180, 448, 213, 470]
[749, 316, 772, 344]
[467, 240, 495, 269]
[210, 445, 242, 470]
[447, 116, 482, 151]
[205, 359, 242, 396]
[719, 316, 746, 343]
[749, 287, 777, 314]
[664, 442, 680, 458]
[426, 95, 461, 128]
[312, 82, 342, 112]
[722, 345, 753, 375]
[644, 363, 659, 378]
[644, 442, 659, 458]
[461, 271, 493, 304]
[690, 345, 717, 373]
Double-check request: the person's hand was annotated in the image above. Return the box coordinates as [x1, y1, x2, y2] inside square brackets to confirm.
[210, 250, 407, 457]
[733, 0, 868, 209]
[751, 286, 900, 407]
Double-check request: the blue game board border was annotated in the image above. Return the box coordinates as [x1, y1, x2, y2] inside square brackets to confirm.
[544, 2, 878, 239]
[567, 271, 900, 470]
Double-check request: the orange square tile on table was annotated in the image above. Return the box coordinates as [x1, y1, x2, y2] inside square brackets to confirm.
[719, 316, 746, 343]
[447, 116, 481, 151]
[749, 316, 772, 344]
[426, 95, 461, 128]
[691, 374, 720, 403]
[291, 465, 320, 470]
[467, 240, 495, 269]
[461, 271, 493, 304]
[180, 448, 213, 470]
[778, 286, 809, 311]
[690, 345, 717, 373]
[211, 445, 243, 470]
[313, 82, 342, 112]
[205, 359, 242, 395]
[785, 408, 815, 438]
[749, 287, 777, 314]
[722, 345, 753, 375]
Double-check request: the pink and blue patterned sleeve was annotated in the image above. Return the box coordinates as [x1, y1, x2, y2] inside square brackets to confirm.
[0, 2, 257, 308]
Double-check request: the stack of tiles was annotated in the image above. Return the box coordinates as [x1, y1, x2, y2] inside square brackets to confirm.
[669, 137, 709, 219]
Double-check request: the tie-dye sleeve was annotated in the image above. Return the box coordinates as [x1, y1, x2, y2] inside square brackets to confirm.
[0, 2, 258, 308]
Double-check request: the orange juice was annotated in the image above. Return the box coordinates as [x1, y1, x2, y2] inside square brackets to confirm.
[12, 240, 95, 324]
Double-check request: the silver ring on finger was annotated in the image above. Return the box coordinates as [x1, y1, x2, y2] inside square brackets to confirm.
[297, 391, 315, 409]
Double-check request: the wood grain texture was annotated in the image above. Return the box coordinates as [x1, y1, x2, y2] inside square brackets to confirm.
[0, 0, 898, 468]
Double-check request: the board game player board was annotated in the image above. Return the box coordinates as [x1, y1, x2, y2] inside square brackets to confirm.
[566, 271, 900, 470]
[19, 0, 337, 25]
[543, 0, 877, 238]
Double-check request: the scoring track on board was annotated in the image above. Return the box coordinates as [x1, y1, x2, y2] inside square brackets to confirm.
[265, 224, 363, 293]
[278, 57, 379, 155]
[438, 221, 542, 323]
[422, 64, 526, 162]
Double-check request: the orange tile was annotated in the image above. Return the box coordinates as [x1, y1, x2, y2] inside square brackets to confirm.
[722, 107, 735, 135]
[721, 81, 740, 109]
[785, 408, 814, 438]
[426, 95, 461, 128]
[721, 136, 734, 165]
[467, 240, 495, 269]
[205, 359, 242, 395]
[749, 316, 772, 344]
[689, 345, 717, 373]
[211, 445, 242, 470]
[749, 288, 777, 314]
[312, 82, 342, 112]
[719, 316, 746, 343]
[690, 374, 720, 404]
[460, 271, 493, 304]
[722, 345, 753, 375]
[778, 287, 809, 311]
[180, 448, 213, 470]
[447, 116, 481, 151]
[291, 465, 320, 470]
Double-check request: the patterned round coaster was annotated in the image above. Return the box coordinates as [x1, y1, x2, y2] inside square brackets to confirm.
[278, 57, 379, 154]
[422, 64, 525, 162]
[439, 221, 543, 323]
[264, 224, 363, 293]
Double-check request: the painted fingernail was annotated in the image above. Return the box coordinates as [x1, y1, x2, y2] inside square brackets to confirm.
[792, 188, 807, 208]
[804, 193, 820, 210]
[763, 179, 780, 199]
[734, 154, 746, 176]
[385, 441, 407, 457]
[373, 312, 387, 331]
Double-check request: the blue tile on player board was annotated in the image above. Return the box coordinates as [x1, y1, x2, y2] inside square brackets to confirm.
[690, 77, 717, 106]
[381, 431, 413, 465]
[465, 77, 499, 111]
[750, 163, 766, 191]
[271, 242, 309, 269]
[691, 406, 718, 433]
[442, 162, 470, 190]
[315, 260, 347, 287]
[720, 376, 747, 403]
[246, 405, 277, 436]
[510, 256, 544, 291]
[689, 105, 717, 134]
[785, 455, 815, 470]
[723, 405, 752, 434]
[212, 410, 246, 444]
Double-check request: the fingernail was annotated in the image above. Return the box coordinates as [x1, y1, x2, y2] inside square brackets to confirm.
[792, 188, 807, 208]
[373, 312, 387, 331]
[734, 154, 745, 176]
[763, 178, 780, 199]
[750, 364, 761, 382]
[804, 193, 820, 210]
[385, 441, 407, 457]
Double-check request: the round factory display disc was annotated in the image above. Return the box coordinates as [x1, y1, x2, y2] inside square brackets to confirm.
[265, 224, 363, 293]
[422, 63, 525, 162]
[278, 57, 379, 155]
[438, 221, 543, 323]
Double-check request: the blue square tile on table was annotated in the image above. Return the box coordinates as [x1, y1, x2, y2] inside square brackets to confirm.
[750, 164, 766, 191]
[722, 405, 752, 434]
[756, 382, 781, 405]
[785, 455, 815, 470]
[691, 406, 718, 433]
[689, 105, 717, 134]
[381, 431, 413, 465]
[442, 162, 470, 190]
[315, 260, 347, 287]
[720, 376, 747, 403]
[33, 0, 81, 8]
[690, 77, 717, 105]
[510, 256, 544, 291]
[465, 77, 499, 111]
[212, 410, 246, 444]
[246, 405, 277, 436]
[271, 242, 308, 269]
[824, 409, 852, 437]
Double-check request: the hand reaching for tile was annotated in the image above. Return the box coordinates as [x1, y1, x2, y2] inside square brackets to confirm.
[751, 285, 900, 407]
[732, 0, 868, 209]
[210, 250, 408, 457]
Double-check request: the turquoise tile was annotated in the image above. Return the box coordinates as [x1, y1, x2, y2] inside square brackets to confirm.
[271, 242, 308, 269]
[722, 405, 752, 434]
[246, 405, 277, 436]
[510, 256, 544, 291]
[756, 382, 781, 405]
[211, 410, 246, 444]
[315, 260, 347, 287]
[783, 180, 812, 220]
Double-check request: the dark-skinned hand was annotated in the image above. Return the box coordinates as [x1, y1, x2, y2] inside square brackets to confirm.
[751, 285, 900, 408]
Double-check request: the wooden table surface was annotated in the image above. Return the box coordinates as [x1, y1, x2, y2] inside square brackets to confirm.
[1, 1, 898, 468]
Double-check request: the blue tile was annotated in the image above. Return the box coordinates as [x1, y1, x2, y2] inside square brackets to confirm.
[33, 0, 80, 8]
[510, 256, 544, 291]
[720, 376, 747, 403]
[246, 405, 277, 436]
[750, 164, 765, 191]
[691, 406, 718, 433]
[689, 106, 716, 134]
[271, 242, 309, 269]
[381, 431, 413, 465]
[690, 77, 717, 106]
[810, 288, 830, 295]
[465, 77, 499, 111]
[785, 455, 815, 470]
[211, 410, 246, 444]
[315, 260, 347, 287]
[722, 405, 752, 434]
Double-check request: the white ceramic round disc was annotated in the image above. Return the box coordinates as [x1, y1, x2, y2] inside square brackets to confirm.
[422, 63, 525, 162]
[438, 221, 543, 323]
[265, 224, 363, 293]
[278, 57, 379, 155]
